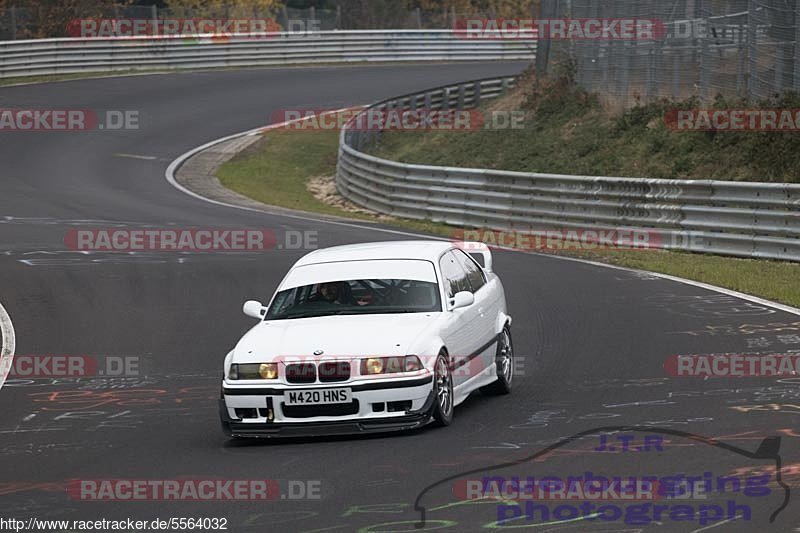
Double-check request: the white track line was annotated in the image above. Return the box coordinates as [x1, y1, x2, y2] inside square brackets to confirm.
[164, 117, 800, 318]
[0, 301, 16, 390]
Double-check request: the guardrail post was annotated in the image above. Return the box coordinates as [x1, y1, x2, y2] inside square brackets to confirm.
[441, 88, 450, 111]
[415, 8, 422, 29]
[336, 5, 342, 30]
[457, 84, 465, 109]
[473, 81, 481, 106]
[424, 92, 432, 110]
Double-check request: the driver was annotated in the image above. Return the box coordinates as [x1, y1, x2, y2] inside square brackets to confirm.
[317, 281, 349, 304]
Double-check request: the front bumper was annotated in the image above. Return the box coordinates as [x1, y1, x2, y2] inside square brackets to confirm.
[219, 375, 435, 438]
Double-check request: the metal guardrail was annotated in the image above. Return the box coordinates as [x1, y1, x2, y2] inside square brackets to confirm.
[0, 31, 536, 79]
[336, 77, 800, 262]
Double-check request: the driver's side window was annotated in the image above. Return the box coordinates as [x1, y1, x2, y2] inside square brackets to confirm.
[439, 251, 471, 298]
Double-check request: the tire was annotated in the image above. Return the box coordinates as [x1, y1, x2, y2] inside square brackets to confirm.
[431, 351, 454, 426]
[481, 326, 513, 395]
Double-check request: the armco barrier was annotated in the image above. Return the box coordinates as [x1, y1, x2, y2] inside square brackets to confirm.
[0, 31, 536, 79]
[336, 77, 800, 262]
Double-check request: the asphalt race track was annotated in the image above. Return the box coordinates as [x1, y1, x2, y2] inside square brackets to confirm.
[1, 62, 798, 532]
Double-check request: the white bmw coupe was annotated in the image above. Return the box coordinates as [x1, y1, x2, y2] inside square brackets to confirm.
[219, 240, 513, 438]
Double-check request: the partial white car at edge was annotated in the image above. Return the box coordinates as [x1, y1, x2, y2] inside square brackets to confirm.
[219, 240, 513, 438]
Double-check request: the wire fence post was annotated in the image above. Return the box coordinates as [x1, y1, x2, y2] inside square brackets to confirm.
[10, 6, 17, 40]
[151, 5, 158, 36]
[795, 1, 800, 92]
[737, 35, 747, 97]
[747, 0, 757, 98]
[536, 0, 557, 77]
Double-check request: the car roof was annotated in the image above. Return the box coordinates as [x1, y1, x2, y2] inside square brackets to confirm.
[294, 240, 453, 267]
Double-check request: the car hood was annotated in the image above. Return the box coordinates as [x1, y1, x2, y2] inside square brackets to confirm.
[232, 313, 441, 362]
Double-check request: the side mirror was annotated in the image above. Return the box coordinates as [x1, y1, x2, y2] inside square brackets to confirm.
[449, 291, 475, 311]
[243, 300, 266, 320]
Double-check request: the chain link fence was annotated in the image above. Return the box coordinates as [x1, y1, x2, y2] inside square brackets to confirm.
[551, 0, 800, 107]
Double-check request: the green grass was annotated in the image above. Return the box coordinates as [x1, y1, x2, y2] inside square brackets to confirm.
[217, 128, 344, 216]
[217, 111, 800, 309]
[562, 248, 800, 307]
[215, 126, 454, 236]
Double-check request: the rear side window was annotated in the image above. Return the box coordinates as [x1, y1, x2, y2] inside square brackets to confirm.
[439, 251, 471, 297]
[453, 249, 487, 292]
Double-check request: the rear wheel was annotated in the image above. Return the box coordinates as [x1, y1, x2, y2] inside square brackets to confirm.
[431, 351, 454, 426]
[481, 326, 513, 395]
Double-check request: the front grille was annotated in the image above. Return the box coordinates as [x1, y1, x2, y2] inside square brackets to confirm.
[282, 400, 360, 418]
[319, 361, 351, 382]
[286, 363, 316, 384]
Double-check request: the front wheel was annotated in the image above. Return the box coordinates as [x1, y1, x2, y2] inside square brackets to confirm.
[431, 351, 454, 426]
[481, 326, 513, 395]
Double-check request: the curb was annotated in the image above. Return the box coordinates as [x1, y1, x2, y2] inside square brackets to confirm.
[0, 301, 16, 390]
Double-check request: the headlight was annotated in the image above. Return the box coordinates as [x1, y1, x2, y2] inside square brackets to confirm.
[404, 355, 423, 372]
[259, 363, 278, 379]
[361, 356, 423, 375]
[227, 363, 279, 380]
[363, 358, 384, 375]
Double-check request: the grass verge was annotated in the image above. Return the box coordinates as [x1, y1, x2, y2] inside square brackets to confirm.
[369, 66, 800, 182]
[216, 112, 800, 309]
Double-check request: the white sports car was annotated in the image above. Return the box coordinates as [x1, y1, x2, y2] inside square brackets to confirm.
[219, 240, 513, 438]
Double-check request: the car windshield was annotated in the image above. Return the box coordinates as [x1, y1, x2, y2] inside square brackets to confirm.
[265, 279, 441, 320]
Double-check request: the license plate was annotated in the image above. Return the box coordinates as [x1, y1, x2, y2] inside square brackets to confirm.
[284, 388, 351, 406]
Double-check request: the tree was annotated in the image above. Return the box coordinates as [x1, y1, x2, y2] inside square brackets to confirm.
[0, 0, 133, 39]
